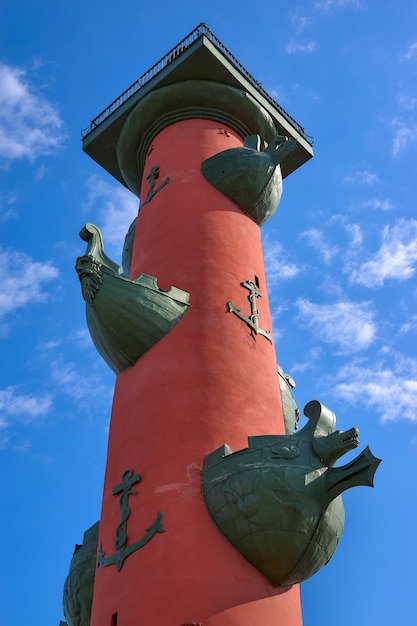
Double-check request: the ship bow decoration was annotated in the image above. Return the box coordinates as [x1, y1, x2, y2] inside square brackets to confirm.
[75, 223, 190, 374]
[62, 522, 99, 626]
[202, 400, 381, 587]
[201, 134, 297, 226]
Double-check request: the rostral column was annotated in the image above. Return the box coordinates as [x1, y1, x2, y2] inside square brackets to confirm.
[68, 23, 380, 626]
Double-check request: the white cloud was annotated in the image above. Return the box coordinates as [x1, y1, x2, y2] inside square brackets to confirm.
[398, 316, 417, 335]
[0, 247, 59, 320]
[391, 118, 417, 156]
[0, 386, 52, 443]
[401, 42, 417, 61]
[0, 191, 18, 220]
[315, 0, 364, 11]
[0, 62, 65, 164]
[296, 298, 376, 353]
[263, 236, 301, 285]
[330, 352, 417, 422]
[289, 9, 309, 33]
[0, 387, 52, 419]
[361, 198, 395, 211]
[343, 170, 380, 185]
[347, 219, 417, 287]
[50, 356, 113, 404]
[83, 175, 138, 258]
[344, 222, 363, 247]
[398, 94, 417, 111]
[73, 328, 93, 349]
[299, 228, 339, 264]
[286, 40, 317, 54]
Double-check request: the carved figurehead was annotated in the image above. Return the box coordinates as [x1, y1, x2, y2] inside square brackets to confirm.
[202, 400, 381, 587]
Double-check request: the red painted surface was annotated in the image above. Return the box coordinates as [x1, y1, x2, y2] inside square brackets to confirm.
[90, 119, 303, 625]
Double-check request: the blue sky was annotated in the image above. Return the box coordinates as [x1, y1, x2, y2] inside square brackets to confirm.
[1, 1, 416, 624]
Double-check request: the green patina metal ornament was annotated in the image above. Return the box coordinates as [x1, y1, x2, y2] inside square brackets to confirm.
[139, 165, 170, 210]
[202, 400, 381, 587]
[278, 365, 300, 434]
[201, 133, 297, 225]
[75, 223, 190, 374]
[61, 471, 165, 623]
[228, 278, 272, 342]
[62, 522, 99, 626]
[115, 80, 282, 197]
[98, 469, 165, 571]
[121, 216, 136, 277]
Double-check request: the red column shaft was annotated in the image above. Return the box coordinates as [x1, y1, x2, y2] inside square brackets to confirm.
[90, 119, 302, 625]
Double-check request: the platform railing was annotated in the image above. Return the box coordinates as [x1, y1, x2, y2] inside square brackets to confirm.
[81, 23, 310, 143]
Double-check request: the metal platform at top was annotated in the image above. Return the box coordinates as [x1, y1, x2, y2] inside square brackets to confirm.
[82, 23, 313, 187]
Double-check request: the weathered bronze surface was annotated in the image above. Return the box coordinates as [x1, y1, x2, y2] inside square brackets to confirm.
[98, 469, 165, 572]
[116, 80, 279, 197]
[62, 522, 99, 626]
[201, 134, 297, 225]
[121, 217, 136, 277]
[75, 223, 190, 373]
[139, 165, 170, 210]
[202, 400, 381, 587]
[228, 278, 272, 342]
[278, 365, 300, 434]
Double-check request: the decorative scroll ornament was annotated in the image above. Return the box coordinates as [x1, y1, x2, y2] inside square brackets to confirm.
[228, 278, 272, 342]
[75, 223, 190, 374]
[202, 400, 381, 587]
[98, 469, 165, 572]
[201, 133, 297, 225]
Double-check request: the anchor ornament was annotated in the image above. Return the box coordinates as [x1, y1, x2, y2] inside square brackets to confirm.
[97, 469, 165, 571]
[139, 165, 170, 209]
[228, 278, 272, 342]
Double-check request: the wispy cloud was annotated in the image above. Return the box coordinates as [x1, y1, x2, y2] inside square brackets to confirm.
[50, 356, 113, 404]
[289, 9, 309, 33]
[343, 170, 380, 185]
[296, 298, 376, 353]
[329, 351, 417, 422]
[263, 236, 301, 285]
[0, 386, 53, 446]
[0, 386, 52, 422]
[401, 42, 417, 61]
[347, 219, 417, 287]
[315, 0, 364, 11]
[299, 228, 339, 264]
[0, 246, 59, 321]
[398, 94, 417, 111]
[290, 346, 324, 374]
[361, 198, 395, 211]
[286, 40, 317, 54]
[83, 175, 138, 259]
[344, 222, 363, 247]
[391, 118, 417, 156]
[399, 316, 417, 335]
[0, 61, 66, 164]
[0, 191, 18, 220]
